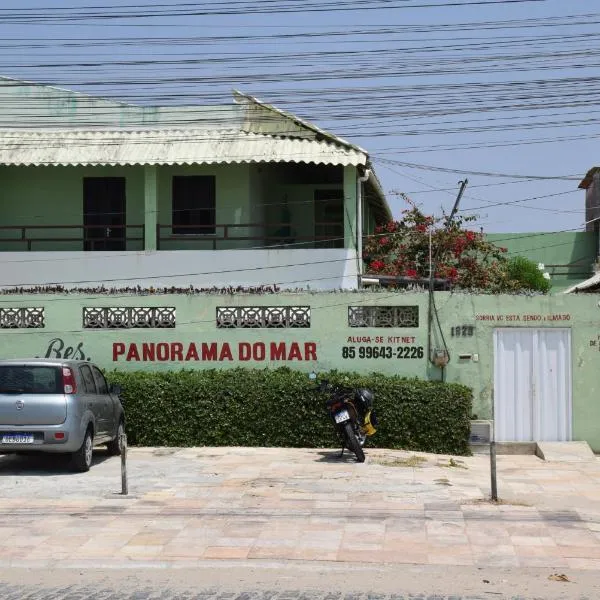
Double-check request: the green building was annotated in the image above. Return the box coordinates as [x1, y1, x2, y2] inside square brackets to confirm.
[2, 78, 600, 452]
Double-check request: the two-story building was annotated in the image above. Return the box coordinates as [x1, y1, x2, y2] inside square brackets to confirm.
[0, 77, 391, 290]
[6, 79, 600, 451]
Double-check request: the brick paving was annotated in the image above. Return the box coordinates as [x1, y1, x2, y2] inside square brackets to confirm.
[0, 447, 599, 570]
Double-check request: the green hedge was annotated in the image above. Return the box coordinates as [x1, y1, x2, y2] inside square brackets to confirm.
[105, 367, 473, 455]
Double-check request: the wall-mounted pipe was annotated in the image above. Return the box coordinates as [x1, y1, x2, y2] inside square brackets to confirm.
[357, 168, 371, 284]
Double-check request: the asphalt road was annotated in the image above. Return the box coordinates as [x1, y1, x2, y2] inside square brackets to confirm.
[0, 588, 540, 600]
[0, 565, 596, 600]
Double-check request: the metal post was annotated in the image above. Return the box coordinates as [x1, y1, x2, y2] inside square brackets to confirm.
[357, 169, 370, 281]
[490, 391, 498, 501]
[490, 438, 498, 501]
[120, 432, 128, 496]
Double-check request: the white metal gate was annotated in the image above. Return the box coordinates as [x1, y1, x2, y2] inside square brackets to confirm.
[493, 328, 572, 442]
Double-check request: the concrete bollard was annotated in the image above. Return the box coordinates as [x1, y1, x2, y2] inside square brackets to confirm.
[120, 431, 128, 496]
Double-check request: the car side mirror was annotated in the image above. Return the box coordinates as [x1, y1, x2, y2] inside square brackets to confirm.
[110, 384, 122, 395]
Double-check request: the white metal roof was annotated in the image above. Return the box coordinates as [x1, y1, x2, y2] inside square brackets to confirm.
[0, 128, 367, 167]
[233, 90, 367, 155]
[563, 272, 600, 294]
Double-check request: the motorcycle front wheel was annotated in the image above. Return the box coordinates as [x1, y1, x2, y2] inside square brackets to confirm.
[343, 422, 365, 463]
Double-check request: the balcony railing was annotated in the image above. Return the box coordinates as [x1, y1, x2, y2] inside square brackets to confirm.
[156, 222, 345, 250]
[0, 225, 144, 251]
[0, 222, 345, 251]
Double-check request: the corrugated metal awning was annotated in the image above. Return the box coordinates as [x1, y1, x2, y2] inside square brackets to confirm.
[563, 272, 600, 294]
[0, 128, 367, 167]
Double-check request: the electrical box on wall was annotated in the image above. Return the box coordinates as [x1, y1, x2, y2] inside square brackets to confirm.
[432, 348, 449, 367]
[470, 420, 493, 445]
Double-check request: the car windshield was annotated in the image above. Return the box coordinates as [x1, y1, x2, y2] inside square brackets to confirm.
[0, 366, 62, 394]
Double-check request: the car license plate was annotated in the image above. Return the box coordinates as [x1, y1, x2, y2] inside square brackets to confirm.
[334, 410, 350, 424]
[1, 434, 34, 444]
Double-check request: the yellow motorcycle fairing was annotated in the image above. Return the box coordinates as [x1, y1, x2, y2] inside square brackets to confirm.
[361, 410, 377, 436]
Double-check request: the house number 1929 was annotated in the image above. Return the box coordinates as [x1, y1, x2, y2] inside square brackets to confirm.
[450, 325, 474, 337]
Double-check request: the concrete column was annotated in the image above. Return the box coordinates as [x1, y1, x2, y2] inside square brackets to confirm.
[343, 165, 357, 249]
[144, 165, 158, 251]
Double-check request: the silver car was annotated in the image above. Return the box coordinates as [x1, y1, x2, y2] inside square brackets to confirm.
[0, 359, 125, 472]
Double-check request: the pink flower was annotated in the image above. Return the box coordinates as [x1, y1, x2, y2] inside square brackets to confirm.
[370, 260, 385, 272]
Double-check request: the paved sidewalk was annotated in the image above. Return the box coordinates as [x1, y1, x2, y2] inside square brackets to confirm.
[0, 446, 599, 571]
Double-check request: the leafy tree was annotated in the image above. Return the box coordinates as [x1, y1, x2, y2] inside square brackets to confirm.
[364, 201, 550, 293]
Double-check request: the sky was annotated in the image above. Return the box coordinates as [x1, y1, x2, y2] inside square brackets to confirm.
[0, 0, 598, 235]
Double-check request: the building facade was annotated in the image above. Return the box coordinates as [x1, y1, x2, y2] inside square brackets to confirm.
[0, 78, 390, 290]
[3, 80, 600, 452]
[0, 290, 598, 450]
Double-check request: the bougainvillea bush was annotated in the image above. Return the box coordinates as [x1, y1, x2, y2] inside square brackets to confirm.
[364, 200, 550, 293]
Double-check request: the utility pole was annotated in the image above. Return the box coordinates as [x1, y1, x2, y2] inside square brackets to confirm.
[427, 179, 469, 368]
[430, 177, 498, 500]
[446, 178, 468, 227]
[443, 177, 497, 500]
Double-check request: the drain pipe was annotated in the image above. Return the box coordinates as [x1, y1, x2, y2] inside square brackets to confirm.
[357, 168, 370, 286]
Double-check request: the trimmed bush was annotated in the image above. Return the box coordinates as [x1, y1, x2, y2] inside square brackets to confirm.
[106, 367, 473, 455]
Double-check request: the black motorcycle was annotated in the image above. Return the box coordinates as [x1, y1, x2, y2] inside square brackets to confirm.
[310, 373, 377, 463]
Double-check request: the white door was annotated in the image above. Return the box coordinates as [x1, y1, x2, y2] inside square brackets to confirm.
[493, 328, 572, 442]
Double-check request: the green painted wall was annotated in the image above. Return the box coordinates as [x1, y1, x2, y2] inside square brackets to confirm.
[0, 165, 145, 251]
[258, 165, 345, 247]
[1, 290, 599, 449]
[0, 163, 355, 251]
[156, 163, 253, 250]
[249, 164, 266, 242]
[0, 78, 240, 129]
[487, 231, 597, 291]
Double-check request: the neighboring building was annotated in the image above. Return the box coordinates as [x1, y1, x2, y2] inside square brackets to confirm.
[0, 77, 391, 290]
[580, 166, 600, 235]
[487, 231, 596, 292]
[561, 167, 600, 293]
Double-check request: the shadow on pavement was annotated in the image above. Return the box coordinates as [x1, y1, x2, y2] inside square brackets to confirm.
[315, 450, 363, 463]
[0, 448, 112, 475]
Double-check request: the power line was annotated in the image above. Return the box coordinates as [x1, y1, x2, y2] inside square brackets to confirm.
[0, 0, 551, 23]
[376, 158, 583, 181]
[0, 221, 591, 288]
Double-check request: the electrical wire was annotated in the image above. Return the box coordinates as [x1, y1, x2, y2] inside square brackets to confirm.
[0, 0, 595, 238]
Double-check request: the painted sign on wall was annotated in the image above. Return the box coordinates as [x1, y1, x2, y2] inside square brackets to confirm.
[112, 341, 318, 362]
[341, 335, 423, 359]
[475, 313, 571, 322]
[40, 338, 92, 361]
